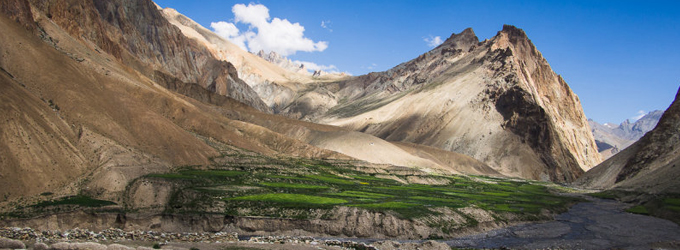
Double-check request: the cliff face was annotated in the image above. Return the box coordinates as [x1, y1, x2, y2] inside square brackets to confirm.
[25, 0, 268, 112]
[577, 88, 680, 194]
[285, 25, 601, 182]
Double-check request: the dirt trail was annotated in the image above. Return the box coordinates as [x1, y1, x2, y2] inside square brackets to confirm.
[446, 195, 680, 249]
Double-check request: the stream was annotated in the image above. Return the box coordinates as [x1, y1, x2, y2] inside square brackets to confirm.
[445, 196, 680, 249]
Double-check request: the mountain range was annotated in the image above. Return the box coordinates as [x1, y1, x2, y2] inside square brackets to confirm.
[588, 110, 663, 159]
[0, 0, 678, 242]
[577, 89, 680, 196]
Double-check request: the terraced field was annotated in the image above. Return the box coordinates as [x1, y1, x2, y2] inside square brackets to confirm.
[140, 154, 580, 221]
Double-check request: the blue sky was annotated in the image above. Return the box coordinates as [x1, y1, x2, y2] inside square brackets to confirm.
[154, 0, 680, 124]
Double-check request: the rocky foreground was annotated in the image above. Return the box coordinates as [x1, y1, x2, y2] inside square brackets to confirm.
[0, 227, 450, 250]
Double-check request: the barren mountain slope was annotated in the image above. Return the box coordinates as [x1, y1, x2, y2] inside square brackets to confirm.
[285, 26, 601, 182]
[576, 88, 680, 194]
[0, 4, 339, 201]
[0, 1, 496, 202]
[26, 0, 268, 112]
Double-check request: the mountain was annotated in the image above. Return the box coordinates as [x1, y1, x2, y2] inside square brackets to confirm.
[0, 0, 496, 202]
[282, 26, 601, 182]
[256, 50, 309, 74]
[588, 110, 663, 159]
[576, 88, 680, 195]
[159, 7, 348, 112]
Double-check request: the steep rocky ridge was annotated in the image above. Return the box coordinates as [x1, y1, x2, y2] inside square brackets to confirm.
[588, 110, 663, 159]
[577, 88, 680, 194]
[284, 26, 601, 182]
[26, 0, 268, 112]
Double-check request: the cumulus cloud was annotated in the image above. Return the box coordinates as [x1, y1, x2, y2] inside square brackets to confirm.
[210, 3, 328, 56]
[210, 21, 248, 50]
[631, 110, 646, 121]
[424, 35, 443, 48]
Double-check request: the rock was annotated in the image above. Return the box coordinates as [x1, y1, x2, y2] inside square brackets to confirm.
[34, 243, 49, 250]
[49, 242, 107, 250]
[106, 244, 134, 250]
[0, 237, 25, 249]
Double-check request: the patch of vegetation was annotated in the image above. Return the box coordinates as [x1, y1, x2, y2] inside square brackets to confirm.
[588, 191, 619, 199]
[626, 205, 649, 215]
[259, 182, 329, 189]
[126, 155, 579, 221]
[303, 174, 355, 185]
[230, 193, 347, 205]
[32, 195, 116, 208]
[330, 191, 394, 199]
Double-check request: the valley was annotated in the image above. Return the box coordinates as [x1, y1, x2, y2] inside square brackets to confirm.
[0, 0, 679, 249]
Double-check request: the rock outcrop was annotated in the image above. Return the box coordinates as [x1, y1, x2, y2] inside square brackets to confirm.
[577, 87, 680, 194]
[284, 26, 601, 182]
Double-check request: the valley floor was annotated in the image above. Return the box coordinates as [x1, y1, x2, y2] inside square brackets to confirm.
[446, 195, 680, 249]
[3, 195, 680, 250]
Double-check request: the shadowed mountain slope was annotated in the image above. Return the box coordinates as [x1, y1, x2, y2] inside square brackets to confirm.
[283, 26, 601, 182]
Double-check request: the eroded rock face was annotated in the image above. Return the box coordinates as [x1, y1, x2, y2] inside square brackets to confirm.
[284, 25, 600, 182]
[24, 0, 268, 112]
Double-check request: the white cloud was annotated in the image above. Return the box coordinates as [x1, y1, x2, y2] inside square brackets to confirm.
[631, 110, 646, 121]
[424, 35, 443, 48]
[210, 21, 247, 50]
[210, 3, 328, 56]
[321, 20, 332, 32]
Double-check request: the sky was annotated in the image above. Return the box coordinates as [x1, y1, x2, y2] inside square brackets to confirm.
[153, 0, 680, 124]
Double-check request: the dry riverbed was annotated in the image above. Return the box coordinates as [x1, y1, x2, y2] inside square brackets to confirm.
[446, 195, 680, 249]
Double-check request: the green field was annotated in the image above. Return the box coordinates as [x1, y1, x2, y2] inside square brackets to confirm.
[136, 157, 579, 220]
[4, 145, 581, 224]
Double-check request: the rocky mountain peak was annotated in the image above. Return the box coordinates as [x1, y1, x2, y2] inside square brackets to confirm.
[439, 27, 479, 51]
[500, 24, 528, 40]
[256, 49, 309, 75]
